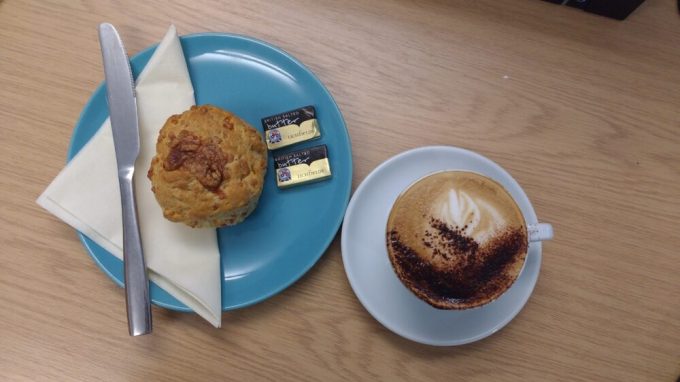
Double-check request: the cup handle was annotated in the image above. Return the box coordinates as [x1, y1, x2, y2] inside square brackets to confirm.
[528, 223, 553, 242]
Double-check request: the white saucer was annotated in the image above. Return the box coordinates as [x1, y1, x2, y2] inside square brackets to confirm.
[341, 146, 542, 346]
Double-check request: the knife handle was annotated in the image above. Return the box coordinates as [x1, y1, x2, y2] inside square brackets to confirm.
[119, 169, 152, 336]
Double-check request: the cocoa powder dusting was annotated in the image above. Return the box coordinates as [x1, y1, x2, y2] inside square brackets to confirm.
[388, 219, 527, 306]
[424, 218, 478, 260]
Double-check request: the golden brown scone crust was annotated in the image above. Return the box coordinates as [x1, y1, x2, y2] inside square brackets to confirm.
[148, 105, 267, 228]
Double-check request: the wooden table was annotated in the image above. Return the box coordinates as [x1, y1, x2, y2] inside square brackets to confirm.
[2, 0, 678, 380]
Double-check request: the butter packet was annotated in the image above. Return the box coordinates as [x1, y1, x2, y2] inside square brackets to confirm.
[274, 144, 332, 188]
[262, 105, 321, 150]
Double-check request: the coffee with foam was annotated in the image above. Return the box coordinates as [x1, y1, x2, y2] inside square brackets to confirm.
[386, 171, 528, 309]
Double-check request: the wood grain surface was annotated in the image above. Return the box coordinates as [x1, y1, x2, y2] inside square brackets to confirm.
[1, 0, 679, 380]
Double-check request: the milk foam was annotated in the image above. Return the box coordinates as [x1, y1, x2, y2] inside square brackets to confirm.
[436, 188, 505, 243]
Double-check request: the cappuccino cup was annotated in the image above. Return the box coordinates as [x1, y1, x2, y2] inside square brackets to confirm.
[385, 171, 552, 310]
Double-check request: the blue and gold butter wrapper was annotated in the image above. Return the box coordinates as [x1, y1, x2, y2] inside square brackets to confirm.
[262, 105, 321, 150]
[274, 144, 332, 188]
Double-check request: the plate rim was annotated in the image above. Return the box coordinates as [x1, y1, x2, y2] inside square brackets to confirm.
[69, 32, 353, 312]
[340, 145, 541, 346]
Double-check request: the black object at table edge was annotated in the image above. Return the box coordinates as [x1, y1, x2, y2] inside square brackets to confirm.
[543, 0, 646, 20]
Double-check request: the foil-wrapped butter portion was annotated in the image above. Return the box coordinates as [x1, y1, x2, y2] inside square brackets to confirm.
[274, 144, 332, 188]
[262, 105, 321, 150]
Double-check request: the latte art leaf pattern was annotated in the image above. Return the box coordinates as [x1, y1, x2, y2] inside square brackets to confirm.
[437, 188, 506, 243]
[441, 189, 480, 237]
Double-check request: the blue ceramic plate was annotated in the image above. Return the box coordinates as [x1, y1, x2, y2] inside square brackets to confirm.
[69, 33, 352, 311]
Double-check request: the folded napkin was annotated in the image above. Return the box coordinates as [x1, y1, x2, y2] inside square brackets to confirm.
[37, 25, 222, 327]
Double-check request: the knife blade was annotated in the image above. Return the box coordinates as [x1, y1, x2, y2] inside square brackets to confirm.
[98, 23, 152, 336]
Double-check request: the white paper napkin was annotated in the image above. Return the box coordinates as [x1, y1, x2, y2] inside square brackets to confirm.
[37, 25, 222, 328]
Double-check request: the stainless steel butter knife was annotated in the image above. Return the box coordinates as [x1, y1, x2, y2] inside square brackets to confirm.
[98, 23, 152, 336]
